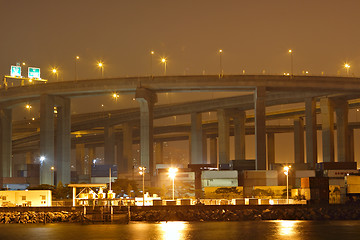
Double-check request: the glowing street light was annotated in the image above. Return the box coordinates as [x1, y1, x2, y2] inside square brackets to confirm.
[344, 63, 350, 76]
[75, 56, 80, 81]
[51, 68, 58, 81]
[98, 61, 104, 78]
[150, 50, 155, 77]
[288, 49, 293, 77]
[139, 166, 146, 206]
[51, 166, 55, 185]
[284, 165, 291, 204]
[112, 92, 120, 101]
[219, 49, 223, 77]
[39, 156, 45, 164]
[161, 58, 167, 76]
[25, 104, 32, 118]
[168, 167, 178, 200]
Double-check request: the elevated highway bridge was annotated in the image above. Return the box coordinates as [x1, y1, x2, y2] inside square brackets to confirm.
[1, 74, 360, 185]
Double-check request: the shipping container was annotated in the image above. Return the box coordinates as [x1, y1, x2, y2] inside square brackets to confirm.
[232, 198, 245, 205]
[243, 178, 278, 187]
[316, 162, 357, 171]
[345, 175, 360, 185]
[324, 169, 359, 178]
[301, 178, 310, 188]
[347, 185, 360, 194]
[295, 170, 316, 178]
[243, 170, 278, 179]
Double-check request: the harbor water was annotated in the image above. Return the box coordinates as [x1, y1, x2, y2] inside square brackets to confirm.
[0, 220, 359, 240]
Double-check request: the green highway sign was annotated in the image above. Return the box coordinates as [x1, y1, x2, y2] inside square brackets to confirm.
[28, 67, 41, 79]
[10, 65, 21, 77]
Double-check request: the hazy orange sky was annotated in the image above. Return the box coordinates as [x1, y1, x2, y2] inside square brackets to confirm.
[1, 0, 359, 79]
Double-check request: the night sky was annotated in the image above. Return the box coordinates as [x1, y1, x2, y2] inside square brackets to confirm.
[1, 0, 360, 165]
[1, 0, 360, 79]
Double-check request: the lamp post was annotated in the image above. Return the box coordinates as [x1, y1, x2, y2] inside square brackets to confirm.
[219, 49, 223, 77]
[150, 51, 154, 77]
[344, 63, 350, 76]
[112, 92, 119, 102]
[75, 56, 80, 81]
[39, 156, 45, 164]
[161, 58, 167, 76]
[288, 49, 293, 77]
[284, 165, 291, 204]
[139, 167, 146, 206]
[52, 68, 58, 81]
[98, 61, 104, 78]
[50, 166, 55, 186]
[168, 167, 178, 200]
[25, 104, 32, 117]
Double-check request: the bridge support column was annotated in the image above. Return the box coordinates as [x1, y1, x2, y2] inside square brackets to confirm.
[191, 112, 203, 164]
[320, 97, 334, 163]
[121, 122, 133, 174]
[305, 98, 317, 168]
[217, 109, 230, 166]
[254, 87, 266, 170]
[104, 125, 115, 165]
[349, 128, 354, 162]
[135, 87, 157, 176]
[88, 146, 96, 178]
[267, 133, 275, 169]
[55, 97, 71, 185]
[155, 142, 163, 165]
[0, 108, 12, 183]
[26, 152, 34, 164]
[40, 94, 55, 185]
[294, 117, 305, 164]
[203, 131, 207, 164]
[116, 140, 123, 174]
[76, 143, 86, 182]
[209, 137, 217, 165]
[233, 110, 246, 161]
[335, 99, 349, 162]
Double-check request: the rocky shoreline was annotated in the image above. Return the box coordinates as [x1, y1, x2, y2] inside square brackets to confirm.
[2, 205, 360, 223]
[0, 211, 83, 224]
[130, 205, 360, 221]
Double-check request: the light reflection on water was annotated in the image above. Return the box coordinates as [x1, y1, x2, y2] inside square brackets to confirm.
[0, 220, 360, 240]
[159, 221, 188, 240]
[276, 220, 300, 237]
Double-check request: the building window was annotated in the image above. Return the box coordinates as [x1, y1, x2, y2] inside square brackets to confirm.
[1, 196, 6, 200]
[22, 196, 26, 201]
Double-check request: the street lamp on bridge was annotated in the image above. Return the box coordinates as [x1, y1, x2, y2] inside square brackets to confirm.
[51, 68, 58, 81]
[112, 92, 120, 101]
[288, 49, 293, 77]
[219, 49, 223, 77]
[97, 61, 104, 78]
[161, 58, 167, 76]
[75, 56, 80, 81]
[150, 51, 155, 77]
[344, 63, 350, 76]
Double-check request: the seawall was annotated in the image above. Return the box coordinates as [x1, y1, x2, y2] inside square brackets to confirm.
[130, 204, 360, 221]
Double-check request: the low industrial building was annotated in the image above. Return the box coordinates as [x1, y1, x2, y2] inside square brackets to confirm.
[0, 190, 52, 207]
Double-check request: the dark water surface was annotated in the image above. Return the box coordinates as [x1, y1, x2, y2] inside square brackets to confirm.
[0, 221, 359, 240]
